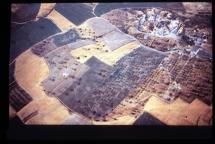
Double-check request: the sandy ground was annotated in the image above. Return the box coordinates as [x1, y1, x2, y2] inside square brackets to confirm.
[15, 49, 70, 124]
[144, 96, 212, 125]
[36, 3, 56, 19]
[46, 9, 76, 31]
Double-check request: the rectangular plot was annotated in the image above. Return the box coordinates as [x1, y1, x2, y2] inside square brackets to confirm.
[58, 56, 113, 117]
[55, 3, 95, 25]
[103, 30, 136, 51]
[86, 17, 116, 37]
[67, 39, 96, 50]
[53, 29, 80, 47]
[41, 48, 88, 96]
[52, 64, 90, 97]
[31, 38, 57, 57]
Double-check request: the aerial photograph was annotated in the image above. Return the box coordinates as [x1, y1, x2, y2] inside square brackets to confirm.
[9, 2, 212, 125]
